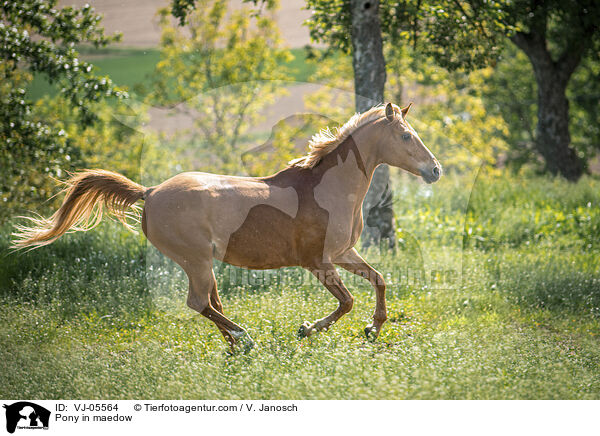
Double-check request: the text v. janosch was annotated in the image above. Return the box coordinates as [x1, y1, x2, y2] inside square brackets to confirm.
[257, 404, 297, 412]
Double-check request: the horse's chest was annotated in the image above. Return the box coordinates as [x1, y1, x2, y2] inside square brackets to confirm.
[319, 207, 363, 255]
[349, 210, 364, 246]
[341, 208, 364, 248]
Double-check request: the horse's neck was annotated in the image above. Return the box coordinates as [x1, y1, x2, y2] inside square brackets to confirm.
[267, 130, 380, 212]
[313, 135, 377, 208]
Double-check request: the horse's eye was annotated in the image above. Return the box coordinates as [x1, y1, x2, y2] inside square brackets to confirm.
[402, 133, 411, 141]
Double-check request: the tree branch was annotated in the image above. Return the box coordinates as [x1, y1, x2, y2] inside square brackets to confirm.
[510, 31, 553, 72]
[557, 44, 585, 83]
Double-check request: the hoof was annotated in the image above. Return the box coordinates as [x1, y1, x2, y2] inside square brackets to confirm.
[241, 337, 255, 353]
[230, 340, 255, 355]
[364, 324, 379, 342]
[297, 321, 312, 339]
[230, 331, 255, 354]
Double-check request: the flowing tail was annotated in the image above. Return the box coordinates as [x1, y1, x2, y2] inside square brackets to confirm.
[12, 169, 147, 249]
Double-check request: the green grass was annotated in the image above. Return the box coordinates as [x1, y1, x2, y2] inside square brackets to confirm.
[1, 173, 600, 399]
[284, 47, 317, 83]
[28, 47, 316, 101]
[28, 48, 161, 100]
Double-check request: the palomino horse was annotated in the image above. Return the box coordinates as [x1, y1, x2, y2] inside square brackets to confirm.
[13, 103, 441, 350]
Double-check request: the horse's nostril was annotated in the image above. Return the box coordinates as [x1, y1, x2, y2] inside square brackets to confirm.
[432, 166, 440, 177]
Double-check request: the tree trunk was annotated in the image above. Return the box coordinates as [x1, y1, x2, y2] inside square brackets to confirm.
[511, 32, 584, 181]
[350, 0, 395, 248]
[535, 71, 582, 180]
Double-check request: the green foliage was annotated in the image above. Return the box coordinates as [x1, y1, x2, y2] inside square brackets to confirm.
[0, 1, 127, 118]
[417, 1, 507, 70]
[28, 47, 316, 100]
[0, 221, 149, 318]
[389, 53, 510, 171]
[477, 44, 538, 170]
[1, 0, 127, 221]
[304, 0, 351, 53]
[303, 42, 597, 176]
[305, 0, 503, 70]
[304, 0, 600, 174]
[500, 0, 600, 58]
[170, 0, 278, 26]
[475, 0, 600, 178]
[303, 50, 355, 122]
[488, 249, 600, 315]
[0, 95, 160, 220]
[150, 0, 292, 174]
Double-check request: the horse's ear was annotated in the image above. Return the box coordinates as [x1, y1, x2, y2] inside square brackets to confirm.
[401, 102, 413, 119]
[385, 103, 395, 121]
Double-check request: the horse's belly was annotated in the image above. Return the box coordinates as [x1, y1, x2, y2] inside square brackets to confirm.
[220, 203, 299, 269]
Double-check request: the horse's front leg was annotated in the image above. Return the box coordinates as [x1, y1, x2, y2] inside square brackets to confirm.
[335, 248, 387, 341]
[297, 261, 354, 338]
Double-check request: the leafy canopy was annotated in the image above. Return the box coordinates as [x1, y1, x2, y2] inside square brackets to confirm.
[304, 0, 507, 71]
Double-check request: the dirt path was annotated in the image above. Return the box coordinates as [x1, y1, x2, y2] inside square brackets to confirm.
[60, 0, 313, 48]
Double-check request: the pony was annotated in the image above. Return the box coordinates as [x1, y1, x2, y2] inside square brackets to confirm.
[13, 103, 442, 350]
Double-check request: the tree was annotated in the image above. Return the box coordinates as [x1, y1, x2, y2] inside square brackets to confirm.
[475, 42, 600, 176]
[151, 0, 291, 175]
[1, 0, 126, 218]
[568, 54, 600, 164]
[504, 0, 599, 180]
[423, 0, 600, 180]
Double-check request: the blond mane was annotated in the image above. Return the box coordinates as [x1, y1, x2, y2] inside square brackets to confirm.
[289, 105, 391, 169]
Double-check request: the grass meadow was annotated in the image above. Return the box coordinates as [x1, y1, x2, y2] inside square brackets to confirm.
[27, 47, 316, 100]
[1, 172, 599, 399]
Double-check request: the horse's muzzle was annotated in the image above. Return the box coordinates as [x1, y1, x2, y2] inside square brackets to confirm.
[420, 164, 442, 184]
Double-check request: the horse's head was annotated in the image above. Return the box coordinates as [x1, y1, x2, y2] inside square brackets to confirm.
[377, 102, 442, 184]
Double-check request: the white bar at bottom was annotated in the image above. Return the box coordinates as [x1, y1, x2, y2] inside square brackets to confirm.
[1, 400, 597, 435]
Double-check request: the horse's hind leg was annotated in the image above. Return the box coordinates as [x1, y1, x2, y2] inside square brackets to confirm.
[208, 282, 235, 345]
[200, 304, 255, 352]
[186, 263, 254, 351]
